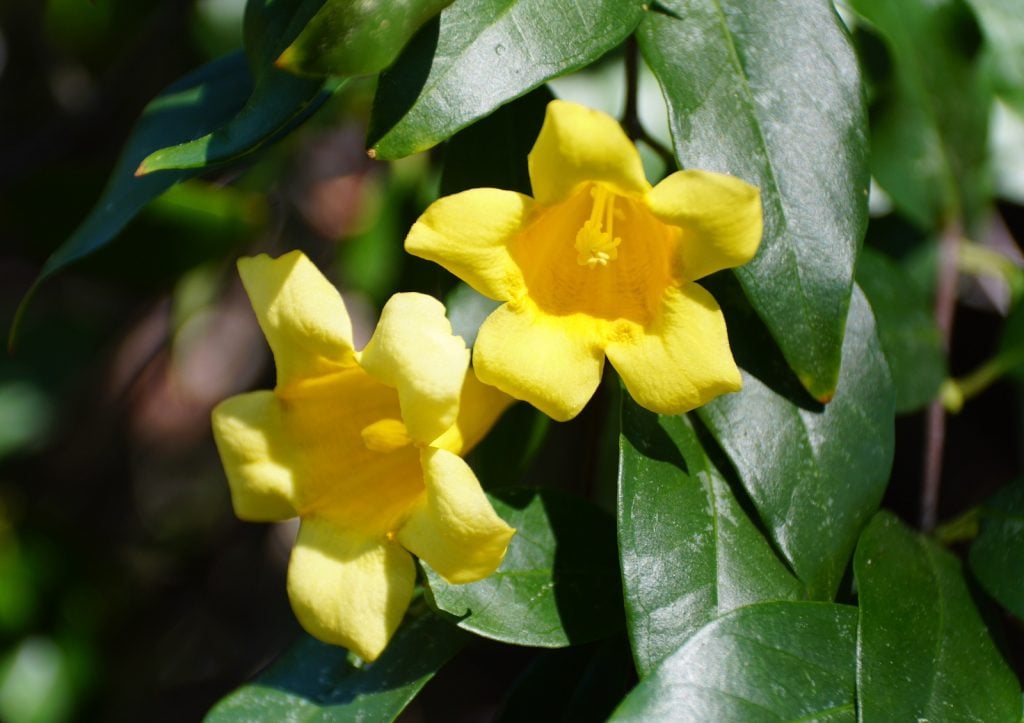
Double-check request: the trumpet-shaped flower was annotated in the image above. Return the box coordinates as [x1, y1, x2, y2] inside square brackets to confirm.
[211, 251, 515, 661]
[406, 100, 763, 421]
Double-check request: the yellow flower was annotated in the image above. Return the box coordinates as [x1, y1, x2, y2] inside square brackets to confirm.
[211, 251, 515, 661]
[406, 100, 763, 421]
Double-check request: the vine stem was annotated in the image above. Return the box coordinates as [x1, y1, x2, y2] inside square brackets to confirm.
[921, 219, 962, 532]
[622, 37, 677, 172]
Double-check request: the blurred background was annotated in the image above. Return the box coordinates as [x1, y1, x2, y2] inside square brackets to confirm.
[1, 0, 1023, 720]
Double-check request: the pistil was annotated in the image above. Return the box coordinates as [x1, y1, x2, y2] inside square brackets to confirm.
[574, 185, 623, 268]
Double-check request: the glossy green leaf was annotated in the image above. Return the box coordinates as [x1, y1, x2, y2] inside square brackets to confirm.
[278, 0, 453, 77]
[10, 52, 253, 346]
[965, 0, 1024, 113]
[639, 0, 868, 400]
[856, 247, 947, 413]
[970, 480, 1024, 618]
[137, 0, 330, 174]
[440, 85, 553, 197]
[368, 0, 645, 159]
[612, 602, 858, 721]
[848, 0, 991, 227]
[698, 286, 894, 599]
[422, 487, 622, 648]
[205, 611, 468, 722]
[855, 512, 1020, 722]
[618, 398, 802, 676]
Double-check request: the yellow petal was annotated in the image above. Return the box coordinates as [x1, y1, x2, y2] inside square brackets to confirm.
[605, 284, 742, 415]
[645, 170, 763, 281]
[359, 293, 470, 444]
[211, 391, 297, 521]
[405, 189, 531, 301]
[528, 99, 650, 206]
[472, 302, 604, 422]
[397, 448, 514, 584]
[430, 370, 516, 455]
[287, 519, 415, 661]
[238, 251, 356, 387]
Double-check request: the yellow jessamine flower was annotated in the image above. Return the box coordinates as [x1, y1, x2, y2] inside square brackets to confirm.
[406, 100, 763, 421]
[211, 251, 515, 661]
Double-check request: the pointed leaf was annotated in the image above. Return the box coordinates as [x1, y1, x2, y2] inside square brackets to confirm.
[639, 0, 869, 399]
[612, 602, 858, 721]
[698, 285, 894, 599]
[422, 487, 623, 648]
[368, 0, 646, 159]
[10, 53, 254, 344]
[618, 398, 802, 676]
[278, 0, 453, 77]
[965, 0, 1024, 114]
[856, 247, 947, 413]
[969, 480, 1024, 619]
[137, 0, 331, 174]
[855, 512, 1020, 722]
[847, 0, 991, 227]
[205, 611, 468, 722]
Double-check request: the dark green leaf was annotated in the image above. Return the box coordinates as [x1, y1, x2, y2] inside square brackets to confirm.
[856, 247, 947, 413]
[495, 639, 633, 723]
[137, 0, 331, 173]
[965, 0, 1024, 113]
[10, 53, 253, 346]
[368, 0, 646, 159]
[618, 398, 802, 676]
[612, 602, 858, 721]
[698, 286, 894, 599]
[639, 0, 869, 400]
[855, 511, 1021, 722]
[278, 0, 453, 77]
[205, 611, 468, 722]
[970, 480, 1024, 619]
[848, 0, 991, 227]
[422, 487, 622, 647]
[440, 85, 553, 197]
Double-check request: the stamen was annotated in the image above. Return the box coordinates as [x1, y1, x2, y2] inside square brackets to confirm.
[574, 186, 622, 268]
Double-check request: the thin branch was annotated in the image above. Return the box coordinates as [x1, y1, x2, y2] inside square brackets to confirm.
[621, 37, 677, 173]
[921, 220, 962, 532]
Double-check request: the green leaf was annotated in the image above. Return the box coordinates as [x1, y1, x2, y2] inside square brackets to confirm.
[698, 285, 894, 599]
[617, 398, 802, 676]
[848, 0, 991, 227]
[495, 639, 633, 722]
[611, 602, 858, 721]
[856, 247, 947, 413]
[10, 52, 253, 347]
[205, 611, 468, 722]
[278, 0, 453, 77]
[965, 0, 1024, 113]
[970, 479, 1024, 619]
[440, 85, 553, 197]
[422, 487, 623, 648]
[855, 511, 1020, 722]
[137, 0, 331, 174]
[368, 0, 646, 159]
[639, 0, 869, 400]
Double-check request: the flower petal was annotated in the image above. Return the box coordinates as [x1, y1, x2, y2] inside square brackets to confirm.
[430, 370, 516, 455]
[528, 99, 650, 206]
[473, 302, 604, 421]
[238, 251, 356, 387]
[397, 448, 514, 584]
[211, 391, 297, 521]
[287, 519, 415, 661]
[359, 293, 470, 444]
[605, 284, 742, 415]
[405, 189, 531, 301]
[645, 170, 763, 281]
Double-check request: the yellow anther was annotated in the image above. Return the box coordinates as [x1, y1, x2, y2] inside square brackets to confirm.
[574, 185, 622, 268]
[361, 418, 412, 453]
